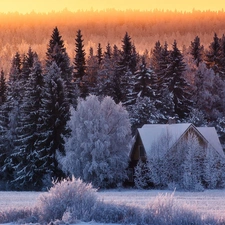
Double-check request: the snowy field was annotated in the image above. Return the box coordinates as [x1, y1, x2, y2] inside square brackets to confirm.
[1, 188, 225, 220]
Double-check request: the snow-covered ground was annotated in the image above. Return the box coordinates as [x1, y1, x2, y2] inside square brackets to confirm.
[1, 188, 225, 223]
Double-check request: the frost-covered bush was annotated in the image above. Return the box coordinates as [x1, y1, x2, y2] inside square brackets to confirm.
[0, 207, 35, 224]
[92, 201, 127, 223]
[37, 177, 97, 223]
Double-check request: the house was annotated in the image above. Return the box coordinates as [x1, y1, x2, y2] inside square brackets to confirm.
[128, 123, 225, 185]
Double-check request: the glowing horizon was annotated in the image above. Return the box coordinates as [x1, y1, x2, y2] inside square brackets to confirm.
[0, 0, 224, 14]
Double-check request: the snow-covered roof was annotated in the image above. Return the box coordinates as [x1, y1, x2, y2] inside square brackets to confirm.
[137, 123, 224, 158]
[197, 127, 225, 157]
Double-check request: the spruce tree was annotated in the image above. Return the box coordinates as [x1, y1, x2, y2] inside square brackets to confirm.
[151, 40, 162, 73]
[0, 70, 6, 105]
[73, 29, 86, 81]
[190, 36, 204, 67]
[11, 57, 45, 190]
[114, 32, 137, 104]
[97, 43, 116, 97]
[205, 33, 221, 74]
[155, 42, 177, 122]
[105, 43, 112, 58]
[46, 27, 72, 102]
[0, 53, 23, 186]
[96, 43, 103, 65]
[167, 40, 192, 119]
[36, 62, 70, 182]
[21, 47, 36, 82]
[86, 47, 98, 96]
[219, 34, 225, 80]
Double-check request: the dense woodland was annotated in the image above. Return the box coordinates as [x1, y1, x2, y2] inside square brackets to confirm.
[0, 11, 225, 190]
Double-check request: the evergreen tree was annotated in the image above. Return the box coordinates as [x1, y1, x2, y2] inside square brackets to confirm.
[21, 47, 36, 82]
[36, 62, 70, 183]
[0, 70, 6, 105]
[151, 40, 162, 73]
[114, 32, 137, 104]
[105, 43, 112, 58]
[46, 27, 72, 102]
[190, 36, 204, 67]
[167, 40, 192, 119]
[219, 34, 225, 80]
[96, 43, 103, 65]
[97, 44, 116, 97]
[0, 53, 23, 186]
[154, 42, 177, 122]
[128, 96, 157, 134]
[85, 47, 98, 96]
[11, 57, 45, 190]
[73, 29, 86, 81]
[134, 56, 155, 98]
[205, 33, 221, 74]
[46, 27, 72, 80]
[193, 62, 223, 120]
[134, 160, 152, 189]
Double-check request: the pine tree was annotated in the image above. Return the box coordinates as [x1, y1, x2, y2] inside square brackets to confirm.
[96, 43, 103, 65]
[134, 56, 155, 98]
[151, 40, 162, 73]
[153, 42, 177, 122]
[85, 47, 98, 96]
[167, 40, 192, 119]
[105, 43, 112, 58]
[190, 36, 204, 67]
[114, 32, 138, 104]
[73, 29, 86, 81]
[219, 34, 225, 80]
[11, 57, 45, 190]
[0, 53, 23, 186]
[134, 160, 152, 189]
[193, 62, 219, 120]
[46, 27, 72, 102]
[21, 47, 36, 82]
[205, 33, 221, 74]
[36, 62, 70, 183]
[97, 44, 116, 97]
[0, 70, 6, 105]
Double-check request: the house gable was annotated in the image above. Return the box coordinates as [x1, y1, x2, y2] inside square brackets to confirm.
[130, 132, 146, 162]
[130, 123, 225, 162]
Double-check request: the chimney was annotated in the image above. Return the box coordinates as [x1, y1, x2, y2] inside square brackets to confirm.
[168, 117, 176, 124]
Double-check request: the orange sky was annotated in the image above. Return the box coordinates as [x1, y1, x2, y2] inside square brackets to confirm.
[0, 0, 224, 13]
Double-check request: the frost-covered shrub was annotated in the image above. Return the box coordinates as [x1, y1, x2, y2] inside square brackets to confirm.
[0, 207, 35, 224]
[37, 177, 97, 223]
[144, 193, 212, 225]
[92, 201, 126, 223]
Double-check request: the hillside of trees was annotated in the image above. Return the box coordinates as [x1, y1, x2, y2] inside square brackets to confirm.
[0, 22, 225, 190]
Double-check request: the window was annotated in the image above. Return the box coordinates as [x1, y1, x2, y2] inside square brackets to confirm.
[139, 145, 145, 157]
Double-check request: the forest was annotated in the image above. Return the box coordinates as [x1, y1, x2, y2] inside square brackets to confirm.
[0, 10, 225, 191]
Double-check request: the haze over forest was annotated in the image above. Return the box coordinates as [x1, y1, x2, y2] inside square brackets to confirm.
[1, 9, 225, 74]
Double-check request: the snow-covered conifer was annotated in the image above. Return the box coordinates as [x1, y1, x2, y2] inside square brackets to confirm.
[134, 160, 152, 189]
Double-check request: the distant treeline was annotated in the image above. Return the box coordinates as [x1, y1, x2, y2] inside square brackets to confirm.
[1, 9, 225, 73]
